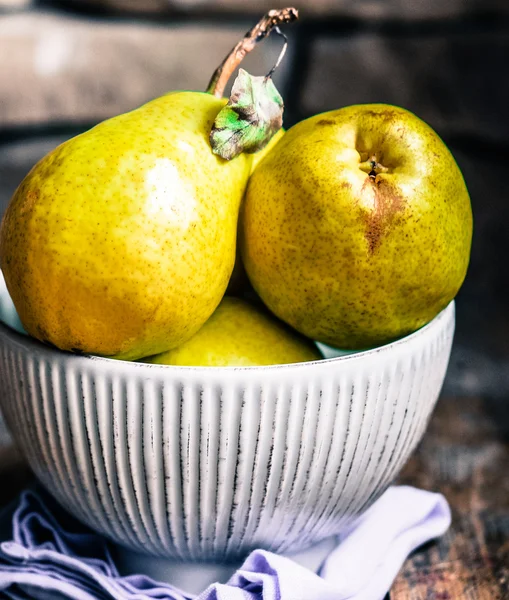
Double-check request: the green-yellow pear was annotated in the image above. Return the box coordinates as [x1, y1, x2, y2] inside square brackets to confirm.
[144, 296, 321, 367]
[0, 11, 295, 361]
[241, 104, 473, 349]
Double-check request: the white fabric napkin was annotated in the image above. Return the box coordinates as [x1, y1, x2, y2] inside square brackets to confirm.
[0, 485, 451, 600]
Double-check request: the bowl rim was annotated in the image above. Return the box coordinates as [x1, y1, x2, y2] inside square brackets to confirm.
[0, 300, 455, 373]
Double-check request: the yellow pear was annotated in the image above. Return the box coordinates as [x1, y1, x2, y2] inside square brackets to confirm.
[144, 296, 321, 367]
[0, 93, 251, 360]
[241, 104, 473, 349]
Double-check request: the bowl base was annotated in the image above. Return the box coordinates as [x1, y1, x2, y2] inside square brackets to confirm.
[112, 536, 338, 594]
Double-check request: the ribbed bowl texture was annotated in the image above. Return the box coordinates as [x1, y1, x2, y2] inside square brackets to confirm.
[0, 277, 454, 561]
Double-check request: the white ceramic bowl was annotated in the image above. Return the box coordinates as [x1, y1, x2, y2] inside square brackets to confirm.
[0, 277, 454, 561]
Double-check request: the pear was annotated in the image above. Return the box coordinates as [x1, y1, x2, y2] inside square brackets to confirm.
[241, 104, 473, 349]
[0, 93, 251, 361]
[0, 10, 296, 361]
[143, 296, 321, 367]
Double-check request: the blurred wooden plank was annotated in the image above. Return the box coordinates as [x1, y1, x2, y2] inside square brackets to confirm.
[62, 0, 509, 21]
[0, 10, 287, 128]
[302, 33, 509, 145]
[0, 0, 32, 11]
[392, 395, 509, 599]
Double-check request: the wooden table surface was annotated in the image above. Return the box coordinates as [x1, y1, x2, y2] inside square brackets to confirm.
[1, 392, 508, 599]
[393, 394, 509, 599]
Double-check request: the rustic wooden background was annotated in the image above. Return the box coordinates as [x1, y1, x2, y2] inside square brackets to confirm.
[394, 394, 509, 599]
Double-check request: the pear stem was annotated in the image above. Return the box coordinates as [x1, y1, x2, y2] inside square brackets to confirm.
[206, 7, 298, 98]
[360, 155, 389, 179]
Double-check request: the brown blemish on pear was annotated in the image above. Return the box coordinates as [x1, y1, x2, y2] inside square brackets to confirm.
[362, 109, 398, 121]
[20, 189, 40, 215]
[362, 176, 405, 254]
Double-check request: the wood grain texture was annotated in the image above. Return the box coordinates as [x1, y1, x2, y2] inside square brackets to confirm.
[393, 395, 509, 599]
